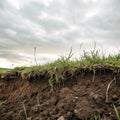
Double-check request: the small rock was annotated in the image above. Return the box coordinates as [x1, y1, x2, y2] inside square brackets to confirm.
[112, 95, 118, 101]
[57, 116, 65, 120]
[1, 75, 4, 79]
[35, 117, 40, 120]
[74, 96, 78, 99]
[74, 109, 83, 119]
[74, 109, 79, 115]
[66, 111, 73, 118]
[73, 99, 76, 102]
[73, 96, 79, 102]
[27, 117, 32, 120]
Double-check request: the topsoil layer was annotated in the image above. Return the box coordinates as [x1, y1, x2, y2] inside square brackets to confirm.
[0, 66, 120, 120]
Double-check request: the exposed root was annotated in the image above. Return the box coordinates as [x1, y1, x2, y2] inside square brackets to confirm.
[92, 69, 96, 83]
[36, 94, 40, 106]
[22, 103, 28, 120]
[105, 77, 116, 103]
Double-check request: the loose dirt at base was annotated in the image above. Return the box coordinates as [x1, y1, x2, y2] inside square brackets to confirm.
[0, 66, 120, 120]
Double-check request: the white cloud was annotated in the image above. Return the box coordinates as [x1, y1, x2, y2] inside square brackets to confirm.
[85, 9, 99, 19]
[38, 12, 48, 20]
[41, 0, 53, 7]
[0, 59, 12, 68]
[7, 0, 22, 9]
[0, 0, 120, 68]
[5, 29, 16, 36]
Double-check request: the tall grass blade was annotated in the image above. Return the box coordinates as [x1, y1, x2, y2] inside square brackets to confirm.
[113, 104, 120, 120]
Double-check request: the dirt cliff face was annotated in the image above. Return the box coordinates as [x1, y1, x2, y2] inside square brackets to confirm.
[0, 66, 120, 120]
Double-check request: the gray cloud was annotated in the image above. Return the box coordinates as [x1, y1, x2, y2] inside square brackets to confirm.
[0, 50, 31, 63]
[0, 0, 120, 67]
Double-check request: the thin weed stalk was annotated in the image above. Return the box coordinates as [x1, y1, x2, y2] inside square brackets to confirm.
[23, 103, 28, 120]
[34, 46, 37, 66]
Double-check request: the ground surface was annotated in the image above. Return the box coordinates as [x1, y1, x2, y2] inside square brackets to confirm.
[0, 66, 120, 120]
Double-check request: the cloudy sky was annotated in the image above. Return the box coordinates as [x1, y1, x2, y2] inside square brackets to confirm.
[0, 0, 120, 68]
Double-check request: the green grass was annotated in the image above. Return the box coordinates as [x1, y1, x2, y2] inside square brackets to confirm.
[0, 68, 10, 73]
[14, 48, 120, 73]
[113, 104, 120, 120]
[90, 113, 101, 120]
[0, 100, 5, 106]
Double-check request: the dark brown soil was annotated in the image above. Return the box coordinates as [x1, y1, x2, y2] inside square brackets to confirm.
[0, 66, 120, 120]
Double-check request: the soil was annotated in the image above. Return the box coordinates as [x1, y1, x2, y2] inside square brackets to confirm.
[0, 65, 120, 120]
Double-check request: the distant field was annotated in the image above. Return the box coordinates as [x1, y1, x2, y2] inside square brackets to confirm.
[0, 68, 9, 73]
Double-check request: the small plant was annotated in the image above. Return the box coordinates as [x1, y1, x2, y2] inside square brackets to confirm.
[94, 114, 101, 120]
[113, 104, 120, 120]
[59, 47, 73, 67]
[48, 72, 55, 92]
[90, 113, 101, 120]
[0, 100, 5, 106]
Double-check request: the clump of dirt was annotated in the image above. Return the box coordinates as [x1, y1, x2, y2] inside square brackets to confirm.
[0, 66, 120, 120]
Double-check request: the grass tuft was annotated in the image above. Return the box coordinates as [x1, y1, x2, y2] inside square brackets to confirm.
[0, 68, 10, 73]
[14, 49, 120, 74]
[0, 100, 5, 106]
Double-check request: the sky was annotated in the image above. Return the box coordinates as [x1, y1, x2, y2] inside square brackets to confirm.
[0, 0, 120, 68]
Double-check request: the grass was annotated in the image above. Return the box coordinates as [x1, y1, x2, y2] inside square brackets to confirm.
[14, 48, 120, 73]
[0, 100, 5, 106]
[90, 113, 101, 120]
[0, 68, 10, 73]
[113, 104, 120, 120]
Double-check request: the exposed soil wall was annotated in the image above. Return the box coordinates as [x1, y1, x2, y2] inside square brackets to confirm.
[0, 66, 120, 120]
